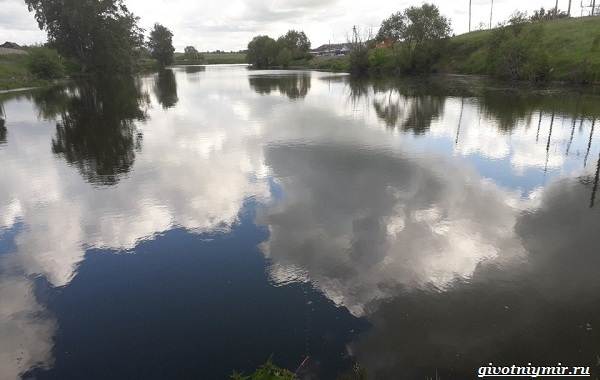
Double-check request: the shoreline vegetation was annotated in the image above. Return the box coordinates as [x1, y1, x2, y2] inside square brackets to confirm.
[244, 6, 600, 85]
[1, 3, 599, 92]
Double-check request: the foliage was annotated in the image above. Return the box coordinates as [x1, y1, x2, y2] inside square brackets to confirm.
[247, 30, 311, 68]
[276, 30, 311, 59]
[231, 361, 296, 380]
[438, 16, 600, 83]
[486, 24, 550, 81]
[25, 0, 143, 74]
[376, 12, 406, 42]
[368, 4, 451, 75]
[26, 47, 65, 79]
[530, 7, 569, 22]
[183, 46, 204, 62]
[148, 24, 175, 67]
[0, 53, 51, 90]
[349, 27, 370, 76]
[376, 4, 451, 47]
[246, 35, 279, 68]
[276, 48, 293, 67]
[507, 11, 530, 27]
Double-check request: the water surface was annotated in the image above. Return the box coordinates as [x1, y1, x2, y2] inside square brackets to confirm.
[1, 66, 599, 379]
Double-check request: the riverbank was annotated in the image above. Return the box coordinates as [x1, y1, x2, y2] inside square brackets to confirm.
[174, 52, 247, 65]
[438, 16, 600, 83]
[0, 53, 51, 90]
[269, 16, 600, 84]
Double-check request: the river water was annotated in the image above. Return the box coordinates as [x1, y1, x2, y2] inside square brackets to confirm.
[1, 65, 599, 379]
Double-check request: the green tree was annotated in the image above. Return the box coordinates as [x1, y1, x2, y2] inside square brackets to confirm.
[402, 4, 451, 48]
[184, 46, 203, 61]
[148, 24, 175, 67]
[374, 4, 451, 74]
[246, 36, 278, 68]
[376, 12, 406, 42]
[24, 0, 143, 74]
[276, 48, 293, 67]
[276, 30, 311, 59]
[26, 47, 65, 79]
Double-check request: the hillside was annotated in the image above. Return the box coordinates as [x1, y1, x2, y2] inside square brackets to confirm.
[439, 16, 600, 82]
[0, 53, 48, 91]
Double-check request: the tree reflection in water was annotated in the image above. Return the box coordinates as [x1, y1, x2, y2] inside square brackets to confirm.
[0, 102, 6, 145]
[153, 69, 178, 109]
[40, 77, 149, 186]
[248, 73, 311, 100]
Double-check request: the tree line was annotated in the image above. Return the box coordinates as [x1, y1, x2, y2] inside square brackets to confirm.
[246, 30, 311, 68]
[347, 2, 597, 83]
[24, 0, 176, 76]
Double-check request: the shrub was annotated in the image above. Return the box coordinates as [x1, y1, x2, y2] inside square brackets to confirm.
[486, 24, 550, 82]
[26, 48, 65, 79]
[349, 44, 370, 76]
[368, 48, 395, 75]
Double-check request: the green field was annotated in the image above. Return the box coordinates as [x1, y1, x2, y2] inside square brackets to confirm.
[438, 16, 600, 82]
[174, 52, 247, 65]
[0, 53, 49, 91]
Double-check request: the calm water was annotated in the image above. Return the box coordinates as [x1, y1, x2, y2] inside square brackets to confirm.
[1, 66, 600, 379]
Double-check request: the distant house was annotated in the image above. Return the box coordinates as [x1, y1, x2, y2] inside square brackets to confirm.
[310, 43, 352, 57]
[0, 42, 26, 56]
[1, 42, 21, 49]
[375, 38, 395, 49]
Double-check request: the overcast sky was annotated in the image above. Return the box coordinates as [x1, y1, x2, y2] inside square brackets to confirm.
[0, 0, 591, 51]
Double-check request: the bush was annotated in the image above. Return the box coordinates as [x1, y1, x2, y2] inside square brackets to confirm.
[486, 24, 550, 82]
[26, 48, 65, 80]
[368, 48, 395, 75]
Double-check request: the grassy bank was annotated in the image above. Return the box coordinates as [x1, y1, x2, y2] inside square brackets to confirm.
[291, 56, 349, 72]
[438, 16, 600, 82]
[174, 52, 247, 65]
[0, 54, 51, 91]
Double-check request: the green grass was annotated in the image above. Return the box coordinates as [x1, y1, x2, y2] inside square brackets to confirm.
[0, 54, 50, 91]
[174, 52, 247, 65]
[439, 16, 600, 81]
[301, 55, 350, 72]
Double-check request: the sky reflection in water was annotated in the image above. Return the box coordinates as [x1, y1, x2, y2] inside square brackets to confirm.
[0, 66, 599, 379]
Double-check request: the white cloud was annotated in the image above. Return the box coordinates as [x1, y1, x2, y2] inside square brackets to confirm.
[1, 0, 584, 50]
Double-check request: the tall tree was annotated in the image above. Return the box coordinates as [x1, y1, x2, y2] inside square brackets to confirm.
[276, 30, 311, 59]
[375, 4, 451, 45]
[24, 0, 143, 73]
[246, 35, 278, 68]
[184, 46, 201, 61]
[376, 12, 407, 42]
[148, 24, 175, 67]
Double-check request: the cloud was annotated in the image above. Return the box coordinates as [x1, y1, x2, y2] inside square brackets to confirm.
[258, 142, 525, 316]
[1, 0, 580, 50]
[350, 177, 600, 378]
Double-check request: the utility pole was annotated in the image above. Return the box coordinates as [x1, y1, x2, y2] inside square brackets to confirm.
[594, 0, 597, 16]
[555, 0, 559, 13]
[489, 0, 494, 29]
[568, 0, 572, 16]
[469, 0, 472, 32]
